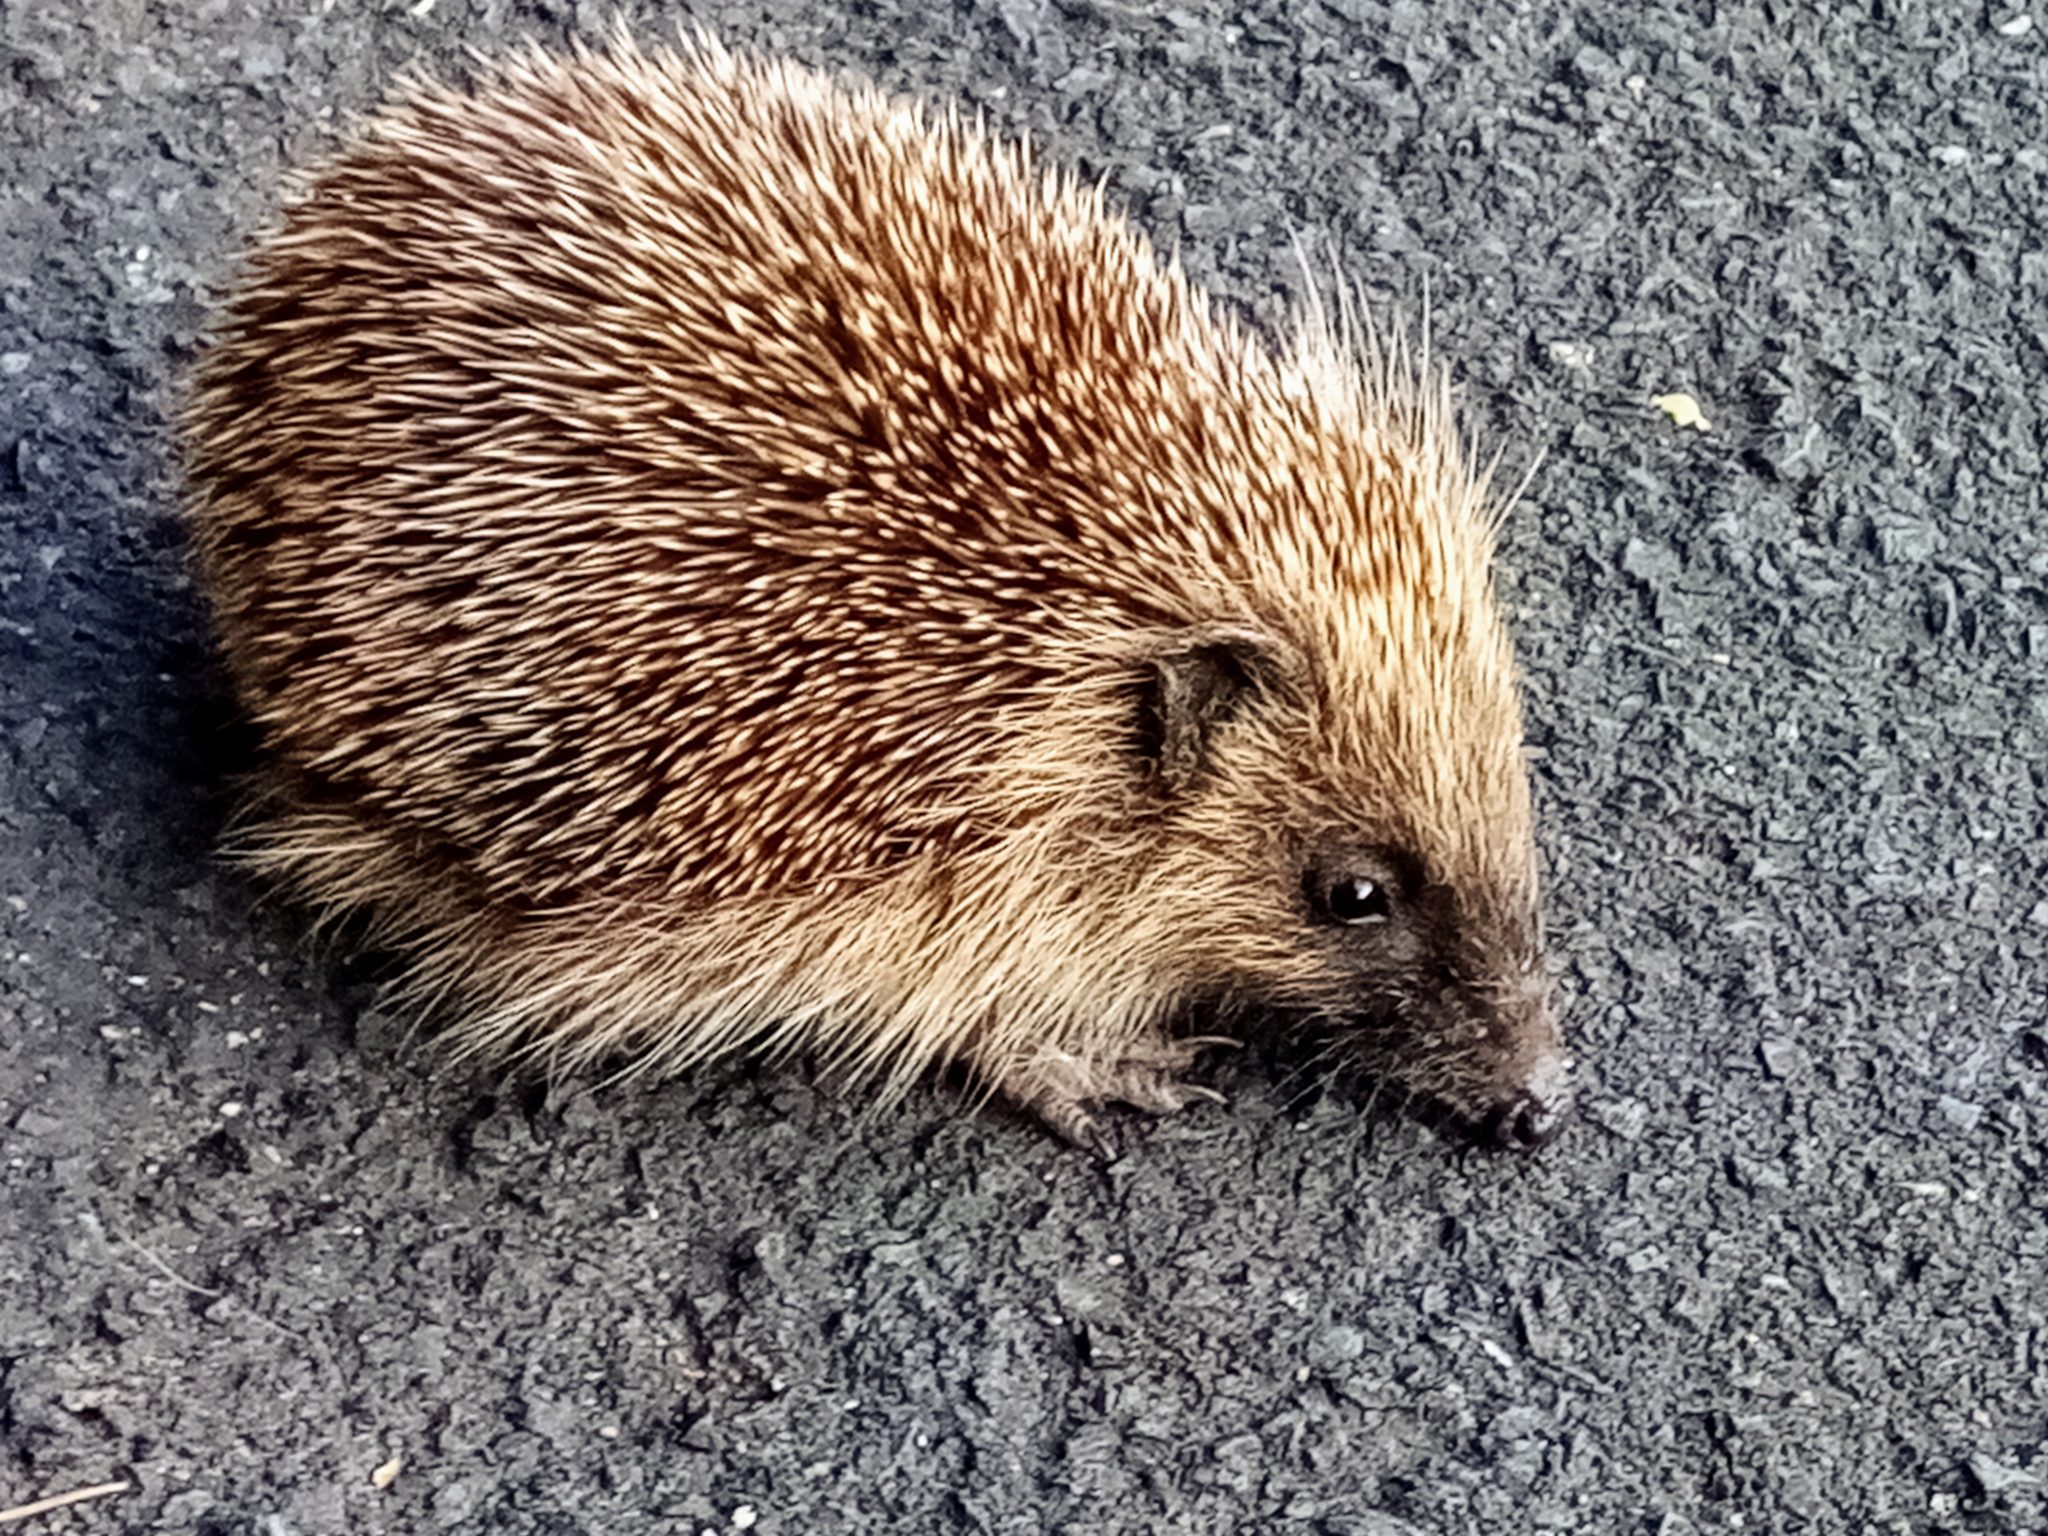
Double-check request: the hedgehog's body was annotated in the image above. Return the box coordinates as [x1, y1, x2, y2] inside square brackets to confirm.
[184, 36, 1568, 1149]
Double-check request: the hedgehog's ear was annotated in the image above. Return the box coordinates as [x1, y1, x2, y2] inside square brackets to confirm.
[1137, 630, 1278, 794]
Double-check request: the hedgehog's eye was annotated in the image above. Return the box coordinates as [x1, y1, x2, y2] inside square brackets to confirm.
[1322, 875, 1391, 926]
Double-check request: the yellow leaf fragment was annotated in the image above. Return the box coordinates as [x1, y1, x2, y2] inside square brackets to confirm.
[1652, 392, 1711, 432]
[371, 1456, 404, 1490]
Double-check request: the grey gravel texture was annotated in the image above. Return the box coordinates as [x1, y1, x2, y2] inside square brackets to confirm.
[4, 1, 2047, 1532]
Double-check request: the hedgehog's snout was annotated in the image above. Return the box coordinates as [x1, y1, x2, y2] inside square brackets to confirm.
[1469, 1046, 1573, 1153]
[1430, 956, 1570, 1152]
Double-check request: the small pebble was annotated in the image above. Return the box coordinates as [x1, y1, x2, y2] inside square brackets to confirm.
[1968, 1450, 2037, 1491]
[1308, 1324, 1366, 1368]
[1937, 1095, 1982, 1131]
[241, 41, 286, 79]
[1759, 1038, 1807, 1078]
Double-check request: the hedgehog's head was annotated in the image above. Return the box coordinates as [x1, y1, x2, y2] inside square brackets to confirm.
[1123, 610, 1568, 1151]
[1087, 310, 1568, 1148]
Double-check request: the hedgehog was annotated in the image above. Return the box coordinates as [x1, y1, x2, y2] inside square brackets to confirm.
[181, 32, 1570, 1153]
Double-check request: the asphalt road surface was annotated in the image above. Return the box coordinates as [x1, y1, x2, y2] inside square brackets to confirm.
[3, 1, 2045, 1532]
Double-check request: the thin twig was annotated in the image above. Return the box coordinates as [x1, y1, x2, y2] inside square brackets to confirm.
[121, 1236, 226, 1300]
[0, 1480, 132, 1526]
[78, 1209, 223, 1299]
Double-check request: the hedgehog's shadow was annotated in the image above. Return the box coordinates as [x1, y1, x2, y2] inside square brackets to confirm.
[1210, 1033, 1438, 1145]
[14, 496, 251, 914]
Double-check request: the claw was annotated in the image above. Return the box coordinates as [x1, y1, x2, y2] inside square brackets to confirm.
[1076, 1118, 1121, 1163]
[1031, 1093, 1109, 1156]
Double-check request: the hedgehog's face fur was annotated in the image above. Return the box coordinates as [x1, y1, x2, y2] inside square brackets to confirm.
[1120, 628, 1568, 1148]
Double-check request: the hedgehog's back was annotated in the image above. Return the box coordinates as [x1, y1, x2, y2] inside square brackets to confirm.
[183, 38, 1273, 916]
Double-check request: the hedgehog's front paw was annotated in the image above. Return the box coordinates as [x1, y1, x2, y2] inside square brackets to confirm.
[994, 1036, 1234, 1157]
[1095, 1034, 1235, 1114]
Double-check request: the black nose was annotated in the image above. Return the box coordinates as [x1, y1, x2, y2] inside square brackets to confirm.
[1476, 1091, 1565, 1152]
